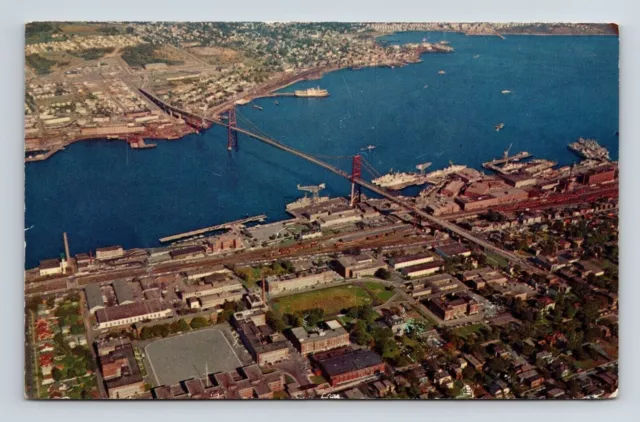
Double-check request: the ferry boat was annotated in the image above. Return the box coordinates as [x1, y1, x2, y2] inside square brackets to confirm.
[495, 123, 505, 132]
[294, 87, 329, 97]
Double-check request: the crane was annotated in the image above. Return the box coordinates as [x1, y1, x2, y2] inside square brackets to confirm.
[297, 183, 326, 204]
[416, 162, 432, 175]
[503, 143, 513, 162]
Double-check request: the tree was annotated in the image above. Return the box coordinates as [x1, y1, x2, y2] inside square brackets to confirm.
[304, 308, 325, 326]
[190, 317, 209, 330]
[375, 268, 391, 280]
[26, 295, 42, 312]
[462, 365, 476, 380]
[139, 326, 154, 340]
[52, 367, 63, 382]
[266, 311, 286, 332]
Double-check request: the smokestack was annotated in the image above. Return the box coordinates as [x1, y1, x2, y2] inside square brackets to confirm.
[63, 232, 73, 273]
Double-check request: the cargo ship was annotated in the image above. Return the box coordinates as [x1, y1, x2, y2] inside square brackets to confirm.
[568, 138, 610, 161]
[294, 87, 329, 97]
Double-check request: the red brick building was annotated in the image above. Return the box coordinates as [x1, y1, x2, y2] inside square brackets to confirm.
[316, 349, 385, 386]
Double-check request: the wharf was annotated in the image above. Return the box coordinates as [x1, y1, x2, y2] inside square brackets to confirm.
[482, 151, 532, 173]
[25, 145, 65, 163]
[159, 214, 267, 243]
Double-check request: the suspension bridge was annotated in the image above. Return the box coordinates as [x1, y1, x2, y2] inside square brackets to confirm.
[138, 88, 539, 273]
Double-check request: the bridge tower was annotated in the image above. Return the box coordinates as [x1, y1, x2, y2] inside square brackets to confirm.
[350, 154, 362, 207]
[227, 107, 238, 151]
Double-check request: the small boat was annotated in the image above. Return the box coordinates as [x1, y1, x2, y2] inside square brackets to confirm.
[501, 90, 511, 94]
[253, 105, 263, 111]
[495, 123, 505, 132]
[473, 54, 480, 59]
[361, 145, 376, 151]
[438, 70, 446, 75]
[423, 84, 429, 88]
[274, 100, 279, 106]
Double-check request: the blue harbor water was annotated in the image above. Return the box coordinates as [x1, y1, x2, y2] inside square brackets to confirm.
[25, 32, 619, 268]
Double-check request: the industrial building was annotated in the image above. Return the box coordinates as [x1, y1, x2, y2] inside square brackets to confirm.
[95, 245, 124, 261]
[336, 253, 388, 278]
[84, 283, 105, 315]
[113, 280, 134, 305]
[400, 260, 444, 278]
[38, 258, 64, 277]
[170, 246, 206, 260]
[95, 299, 173, 330]
[389, 252, 437, 270]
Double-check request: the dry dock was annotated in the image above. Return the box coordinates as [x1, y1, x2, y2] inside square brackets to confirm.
[159, 214, 267, 243]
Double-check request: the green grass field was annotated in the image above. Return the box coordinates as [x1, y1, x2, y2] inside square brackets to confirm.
[271, 284, 373, 315]
[452, 323, 487, 340]
[486, 251, 509, 269]
[362, 281, 395, 303]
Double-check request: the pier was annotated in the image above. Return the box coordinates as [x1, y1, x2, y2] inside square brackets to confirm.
[159, 214, 267, 243]
[482, 151, 532, 173]
[25, 145, 65, 163]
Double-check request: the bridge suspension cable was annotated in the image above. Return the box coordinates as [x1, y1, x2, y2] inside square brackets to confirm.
[360, 156, 381, 179]
[235, 110, 354, 162]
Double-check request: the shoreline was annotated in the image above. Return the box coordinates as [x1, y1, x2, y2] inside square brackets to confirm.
[25, 46, 444, 163]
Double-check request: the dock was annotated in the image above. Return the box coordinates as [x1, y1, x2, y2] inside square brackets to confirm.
[25, 145, 65, 163]
[159, 214, 267, 243]
[482, 151, 532, 172]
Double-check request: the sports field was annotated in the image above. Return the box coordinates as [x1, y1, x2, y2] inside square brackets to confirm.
[271, 284, 373, 315]
[145, 328, 242, 386]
